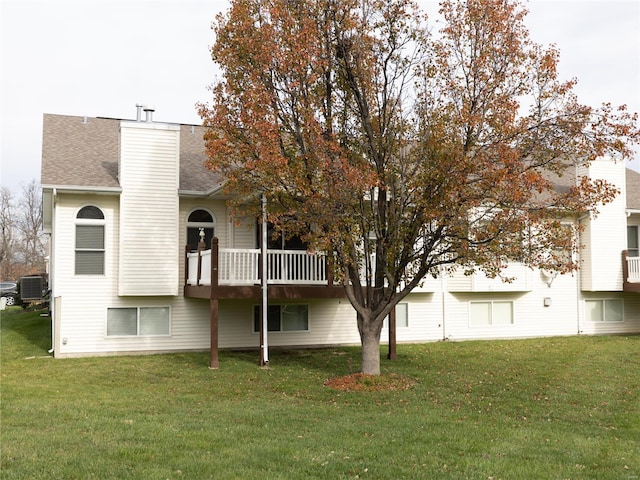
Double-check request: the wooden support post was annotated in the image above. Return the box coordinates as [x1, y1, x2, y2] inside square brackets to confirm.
[326, 254, 334, 286]
[209, 298, 219, 369]
[209, 238, 220, 369]
[211, 237, 219, 289]
[387, 306, 397, 360]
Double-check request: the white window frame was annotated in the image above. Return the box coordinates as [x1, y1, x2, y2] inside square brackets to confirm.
[75, 206, 106, 276]
[383, 303, 409, 328]
[627, 225, 639, 257]
[584, 299, 624, 323]
[106, 306, 172, 337]
[253, 304, 309, 333]
[469, 300, 514, 327]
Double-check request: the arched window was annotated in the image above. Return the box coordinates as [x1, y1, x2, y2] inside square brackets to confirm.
[75, 206, 105, 275]
[186, 209, 215, 251]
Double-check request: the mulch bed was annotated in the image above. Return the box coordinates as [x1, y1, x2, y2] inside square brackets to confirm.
[324, 372, 415, 392]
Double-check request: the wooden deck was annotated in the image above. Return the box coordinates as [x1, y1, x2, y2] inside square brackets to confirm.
[183, 238, 353, 368]
[622, 250, 640, 293]
[183, 238, 346, 300]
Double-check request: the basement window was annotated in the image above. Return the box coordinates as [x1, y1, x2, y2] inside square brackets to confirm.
[253, 304, 309, 332]
[383, 303, 409, 328]
[585, 299, 623, 322]
[107, 307, 171, 336]
[469, 301, 514, 326]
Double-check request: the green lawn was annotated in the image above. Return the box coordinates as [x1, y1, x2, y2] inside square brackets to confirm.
[1, 308, 638, 479]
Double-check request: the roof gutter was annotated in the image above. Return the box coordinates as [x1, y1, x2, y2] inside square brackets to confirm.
[178, 182, 228, 198]
[41, 185, 122, 195]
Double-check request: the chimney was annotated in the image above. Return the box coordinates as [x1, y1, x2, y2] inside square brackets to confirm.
[135, 103, 144, 122]
[144, 106, 155, 122]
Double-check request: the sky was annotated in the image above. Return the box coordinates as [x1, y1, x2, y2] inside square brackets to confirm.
[1, 0, 639, 193]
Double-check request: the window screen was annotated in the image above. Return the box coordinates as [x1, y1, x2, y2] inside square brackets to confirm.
[586, 299, 623, 322]
[253, 304, 309, 332]
[75, 207, 105, 275]
[470, 301, 514, 326]
[107, 307, 171, 336]
[107, 308, 137, 336]
[627, 226, 638, 257]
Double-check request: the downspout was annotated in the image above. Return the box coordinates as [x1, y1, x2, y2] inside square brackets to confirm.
[48, 188, 57, 354]
[575, 213, 589, 335]
[260, 194, 269, 366]
[440, 265, 447, 340]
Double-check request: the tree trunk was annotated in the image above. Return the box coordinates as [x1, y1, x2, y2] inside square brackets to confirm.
[358, 312, 383, 375]
[361, 329, 381, 374]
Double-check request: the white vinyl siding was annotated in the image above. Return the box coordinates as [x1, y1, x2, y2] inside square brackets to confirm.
[118, 122, 180, 296]
[232, 216, 258, 249]
[579, 158, 626, 291]
[447, 264, 532, 292]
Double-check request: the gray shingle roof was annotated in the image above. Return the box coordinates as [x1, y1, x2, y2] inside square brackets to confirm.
[41, 114, 223, 193]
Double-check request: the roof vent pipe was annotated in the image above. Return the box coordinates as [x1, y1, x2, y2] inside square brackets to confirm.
[144, 106, 155, 122]
[136, 103, 144, 122]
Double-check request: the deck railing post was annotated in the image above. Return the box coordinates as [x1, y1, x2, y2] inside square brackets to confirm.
[185, 245, 192, 285]
[326, 253, 334, 286]
[622, 249, 630, 284]
[211, 237, 219, 289]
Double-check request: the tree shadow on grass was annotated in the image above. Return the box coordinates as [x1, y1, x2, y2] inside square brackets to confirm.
[177, 345, 364, 378]
[227, 346, 364, 377]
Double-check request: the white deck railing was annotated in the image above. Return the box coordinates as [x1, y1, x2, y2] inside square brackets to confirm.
[187, 248, 328, 286]
[265, 249, 328, 285]
[627, 256, 640, 283]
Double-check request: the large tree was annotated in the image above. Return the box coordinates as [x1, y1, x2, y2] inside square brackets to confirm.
[0, 186, 16, 276]
[199, 0, 639, 374]
[16, 180, 46, 274]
